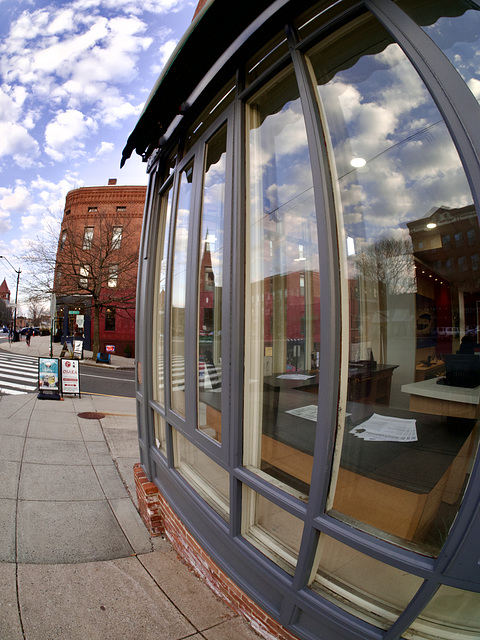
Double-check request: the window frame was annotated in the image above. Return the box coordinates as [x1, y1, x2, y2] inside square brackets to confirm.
[83, 226, 94, 250]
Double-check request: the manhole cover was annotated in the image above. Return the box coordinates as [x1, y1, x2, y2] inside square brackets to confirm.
[78, 412, 105, 420]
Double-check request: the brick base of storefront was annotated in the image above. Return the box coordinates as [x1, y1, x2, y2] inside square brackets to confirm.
[133, 463, 299, 640]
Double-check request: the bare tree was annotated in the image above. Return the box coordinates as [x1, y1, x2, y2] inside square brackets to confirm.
[21, 209, 139, 359]
[355, 236, 416, 295]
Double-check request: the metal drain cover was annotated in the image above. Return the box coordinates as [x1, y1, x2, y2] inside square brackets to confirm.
[78, 412, 105, 420]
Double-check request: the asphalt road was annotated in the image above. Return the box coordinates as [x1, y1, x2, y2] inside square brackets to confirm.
[80, 363, 135, 397]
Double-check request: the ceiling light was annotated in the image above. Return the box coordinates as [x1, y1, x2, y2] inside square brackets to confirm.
[350, 157, 366, 168]
[426, 223, 437, 229]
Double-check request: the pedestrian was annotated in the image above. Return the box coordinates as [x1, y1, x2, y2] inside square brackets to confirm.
[26, 328, 32, 346]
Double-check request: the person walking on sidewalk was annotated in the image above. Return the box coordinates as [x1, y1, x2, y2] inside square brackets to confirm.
[26, 327, 32, 346]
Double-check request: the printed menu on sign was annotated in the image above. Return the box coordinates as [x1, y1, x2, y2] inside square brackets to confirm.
[61, 359, 80, 395]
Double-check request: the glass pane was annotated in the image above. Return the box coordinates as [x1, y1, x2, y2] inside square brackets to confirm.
[242, 486, 304, 575]
[198, 124, 227, 443]
[309, 13, 480, 555]
[174, 429, 229, 521]
[295, 0, 359, 40]
[153, 185, 174, 407]
[245, 31, 288, 86]
[311, 534, 423, 630]
[171, 162, 194, 417]
[154, 412, 166, 453]
[405, 585, 480, 639]
[185, 80, 235, 153]
[244, 66, 321, 500]
[396, 0, 480, 102]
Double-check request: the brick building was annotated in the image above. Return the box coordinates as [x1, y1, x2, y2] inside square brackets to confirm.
[54, 179, 146, 357]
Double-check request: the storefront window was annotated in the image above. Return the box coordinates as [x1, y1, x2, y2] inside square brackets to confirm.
[174, 428, 230, 521]
[308, 13, 480, 554]
[395, 0, 480, 102]
[197, 123, 227, 443]
[153, 185, 174, 408]
[405, 585, 480, 639]
[171, 162, 194, 417]
[244, 66, 321, 500]
[242, 486, 304, 575]
[154, 412, 166, 453]
[310, 534, 423, 629]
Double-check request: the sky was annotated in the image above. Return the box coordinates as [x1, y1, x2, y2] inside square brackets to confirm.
[0, 0, 197, 308]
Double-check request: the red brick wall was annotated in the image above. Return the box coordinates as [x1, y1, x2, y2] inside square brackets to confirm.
[133, 463, 299, 640]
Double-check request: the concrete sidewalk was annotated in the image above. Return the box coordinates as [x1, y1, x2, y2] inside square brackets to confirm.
[0, 339, 260, 639]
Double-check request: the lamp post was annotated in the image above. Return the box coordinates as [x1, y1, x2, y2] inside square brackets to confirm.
[0, 256, 21, 334]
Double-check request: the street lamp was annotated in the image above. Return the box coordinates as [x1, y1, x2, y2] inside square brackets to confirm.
[0, 256, 21, 334]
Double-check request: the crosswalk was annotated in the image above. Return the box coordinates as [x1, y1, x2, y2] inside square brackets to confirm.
[0, 352, 39, 395]
[157, 355, 222, 394]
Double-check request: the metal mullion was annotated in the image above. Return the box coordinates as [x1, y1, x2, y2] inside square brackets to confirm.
[183, 148, 205, 439]
[230, 75, 246, 538]
[284, 26, 343, 595]
[218, 106, 235, 467]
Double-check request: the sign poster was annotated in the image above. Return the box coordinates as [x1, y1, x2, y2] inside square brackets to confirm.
[74, 340, 83, 359]
[38, 358, 59, 391]
[61, 359, 80, 395]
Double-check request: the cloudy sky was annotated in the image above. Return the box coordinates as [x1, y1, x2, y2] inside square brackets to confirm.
[0, 0, 196, 301]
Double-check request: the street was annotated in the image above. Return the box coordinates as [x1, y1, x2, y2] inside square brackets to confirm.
[0, 342, 136, 397]
[80, 363, 135, 397]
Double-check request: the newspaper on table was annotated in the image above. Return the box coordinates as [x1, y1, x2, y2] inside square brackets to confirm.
[350, 413, 417, 442]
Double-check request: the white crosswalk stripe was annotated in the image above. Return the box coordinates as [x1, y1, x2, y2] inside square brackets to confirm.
[0, 352, 39, 395]
[156, 355, 222, 393]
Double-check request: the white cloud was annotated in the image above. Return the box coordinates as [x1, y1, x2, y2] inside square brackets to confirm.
[152, 37, 178, 73]
[0, 122, 40, 166]
[45, 109, 97, 161]
[21, 214, 38, 230]
[96, 141, 115, 156]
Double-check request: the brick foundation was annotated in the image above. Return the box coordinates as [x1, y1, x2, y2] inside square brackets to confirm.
[133, 463, 299, 640]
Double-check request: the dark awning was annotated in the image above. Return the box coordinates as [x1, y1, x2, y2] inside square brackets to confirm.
[120, 0, 276, 167]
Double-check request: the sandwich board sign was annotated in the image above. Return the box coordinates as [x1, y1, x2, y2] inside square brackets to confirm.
[61, 359, 81, 397]
[38, 358, 61, 400]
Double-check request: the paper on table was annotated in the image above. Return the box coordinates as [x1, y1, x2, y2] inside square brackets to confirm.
[350, 413, 417, 442]
[277, 374, 315, 380]
[286, 405, 318, 421]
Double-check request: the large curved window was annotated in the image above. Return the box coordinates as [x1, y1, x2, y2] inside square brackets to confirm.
[244, 66, 321, 500]
[308, 13, 480, 555]
[197, 123, 227, 443]
[170, 161, 194, 417]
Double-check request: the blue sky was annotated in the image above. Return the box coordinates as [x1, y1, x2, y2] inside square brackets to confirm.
[0, 0, 196, 302]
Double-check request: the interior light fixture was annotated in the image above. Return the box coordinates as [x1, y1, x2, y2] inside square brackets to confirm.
[350, 157, 366, 168]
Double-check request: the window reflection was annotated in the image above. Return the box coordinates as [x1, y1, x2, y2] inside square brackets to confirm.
[174, 428, 230, 521]
[405, 585, 480, 639]
[309, 13, 480, 554]
[154, 186, 173, 407]
[171, 162, 194, 417]
[396, 0, 480, 103]
[242, 486, 304, 575]
[244, 66, 321, 499]
[310, 534, 423, 629]
[198, 124, 227, 443]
